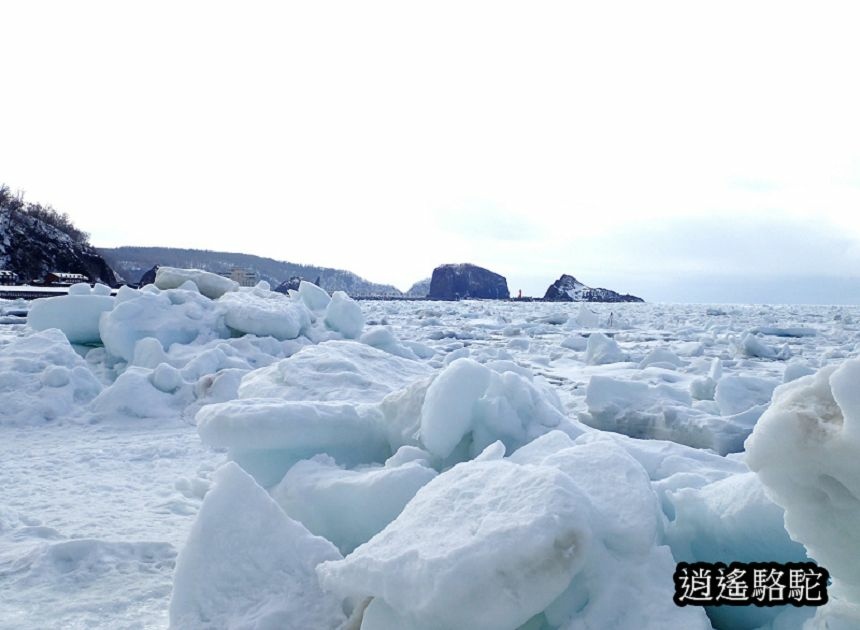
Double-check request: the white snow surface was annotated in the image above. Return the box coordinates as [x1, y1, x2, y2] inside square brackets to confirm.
[0, 422, 219, 629]
[3, 292, 860, 629]
[0, 328, 102, 425]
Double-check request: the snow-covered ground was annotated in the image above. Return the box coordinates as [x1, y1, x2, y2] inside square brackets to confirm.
[0, 423, 218, 630]
[2, 276, 859, 629]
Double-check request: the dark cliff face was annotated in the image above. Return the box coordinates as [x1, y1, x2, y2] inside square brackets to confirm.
[274, 276, 304, 294]
[0, 209, 119, 286]
[138, 265, 159, 286]
[428, 264, 510, 300]
[543, 274, 644, 303]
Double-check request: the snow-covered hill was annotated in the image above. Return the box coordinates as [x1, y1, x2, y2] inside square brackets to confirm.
[99, 246, 404, 296]
[405, 277, 431, 298]
[544, 274, 644, 302]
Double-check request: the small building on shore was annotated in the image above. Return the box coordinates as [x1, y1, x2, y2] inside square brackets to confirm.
[44, 272, 89, 286]
[229, 268, 259, 287]
[0, 270, 19, 285]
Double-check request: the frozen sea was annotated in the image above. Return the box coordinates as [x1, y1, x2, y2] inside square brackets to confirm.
[1, 288, 859, 630]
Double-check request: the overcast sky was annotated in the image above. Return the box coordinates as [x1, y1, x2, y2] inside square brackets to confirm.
[3, 1, 860, 302]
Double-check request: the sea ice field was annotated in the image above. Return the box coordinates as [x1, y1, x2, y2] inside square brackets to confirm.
[1, 269, 859, 630]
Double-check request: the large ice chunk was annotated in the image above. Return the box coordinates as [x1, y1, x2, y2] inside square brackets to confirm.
[360, 326, 420, 359]
[584, 332, 628, 365]
[317, 459, 593, 630]
[324, 291, 364, 339]
[99, 287, 227, 361]
[271, 454, 437, 554]
[89, 364, 194, 421]
[419, 358, 493, 458]
[515, 435, 662, 556]
[570, 304, 601, 328]
[196, 399, 390, 486]
[583, 375, 754, 454]
[689, 358, 722, 401]
[169, 462, 345, 630]
[750, 326, 817, 338]
[28, 289, 114, 345]
[665, 472, 809, 630]
[154, 266, 238, 299]
[378, 376, 436, 453]
[197, 399, 388, 454]
[746, 359, 860, 623]
[714, 374, 777, 416]
[217, 288, 311, 340]
[737, 331, 791, 360]
[539, 544, 710, 630]
[665, 471, 805, 564]
[513, 433, 714, 629]
[417, 358, 578, 461]
[639, 347, 686, 370]
[320, 440, 710, 630]
[578, 428, 744, 477]
[560, 333, 588, 351]
[783, 360, 816, 383]
[238, 340, 432, 403]
[297, 280, 331, 312]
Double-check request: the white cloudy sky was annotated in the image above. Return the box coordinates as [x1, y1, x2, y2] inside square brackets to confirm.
[3, 1, 860, 302]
